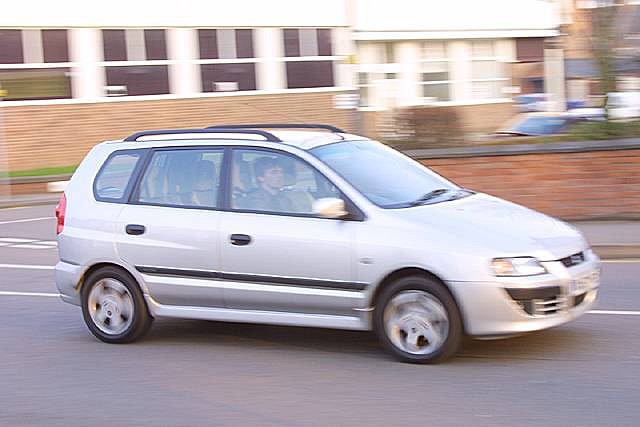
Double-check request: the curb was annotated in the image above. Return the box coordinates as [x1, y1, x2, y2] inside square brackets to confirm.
[591, 245, 640, 260]
[0, 194, 62, 208]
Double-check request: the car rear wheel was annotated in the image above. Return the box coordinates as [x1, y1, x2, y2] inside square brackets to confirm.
[374, 275, 462, 363]
[81, 267, 152, 343]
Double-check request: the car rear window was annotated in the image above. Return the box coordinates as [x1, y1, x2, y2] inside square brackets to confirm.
[94, 151, 141, 201]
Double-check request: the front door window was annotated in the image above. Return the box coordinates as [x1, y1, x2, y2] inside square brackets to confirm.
[231, 148, 340, 215]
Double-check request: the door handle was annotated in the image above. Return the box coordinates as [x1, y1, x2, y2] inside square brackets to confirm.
[125, 224, 146, 235]
[230, 234, 251, 246]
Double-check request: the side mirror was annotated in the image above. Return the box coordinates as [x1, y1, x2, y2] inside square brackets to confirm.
[312, 197, 349, 219]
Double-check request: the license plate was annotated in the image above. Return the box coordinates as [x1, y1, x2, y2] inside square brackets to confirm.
[571, 270, 599, 294]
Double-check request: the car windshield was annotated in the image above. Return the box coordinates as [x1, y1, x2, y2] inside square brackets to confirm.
[311, 140, 465, 208]
[506, 116, 568, 136]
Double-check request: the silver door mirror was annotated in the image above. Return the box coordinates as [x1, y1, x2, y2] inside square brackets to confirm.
[312, 197, 348, 219]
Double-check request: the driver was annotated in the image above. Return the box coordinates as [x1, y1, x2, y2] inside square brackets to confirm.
[247, 157, 293, 212]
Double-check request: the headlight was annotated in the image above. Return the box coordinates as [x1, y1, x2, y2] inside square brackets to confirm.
[490, 257, 547, 276]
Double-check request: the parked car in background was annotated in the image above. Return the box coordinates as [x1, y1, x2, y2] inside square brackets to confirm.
[492, 110, 603, 138]
[606, 92, 640, 120]
[514, 93, 592, 114]
[55, 124, 600, 363]
[494, 113, 577, 137]
[514, 93, 551, 112]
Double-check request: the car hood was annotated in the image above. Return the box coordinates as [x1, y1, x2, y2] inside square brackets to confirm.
[391, 193, 587, 260]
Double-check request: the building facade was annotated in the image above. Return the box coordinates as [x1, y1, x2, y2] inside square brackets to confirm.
[0, 0, 561, 172]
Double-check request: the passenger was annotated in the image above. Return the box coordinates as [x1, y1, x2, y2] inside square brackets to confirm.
[190, 160, 217, 207]
[247, 157, 293, 212]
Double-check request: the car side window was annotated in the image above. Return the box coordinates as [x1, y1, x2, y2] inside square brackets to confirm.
[135, 149, 224, 209]
[231, 149, 340, 215]
[95, 151, 141, 201]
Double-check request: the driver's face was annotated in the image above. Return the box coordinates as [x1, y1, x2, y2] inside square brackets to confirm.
[260, 165, 284, 190]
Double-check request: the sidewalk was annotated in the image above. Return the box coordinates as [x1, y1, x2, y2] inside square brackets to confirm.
[573, 221, 640, 260]
[0, 192, 638, 259]
[0, 193, 62, 208]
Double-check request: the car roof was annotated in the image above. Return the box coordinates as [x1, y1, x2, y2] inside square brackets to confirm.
[107, 128, 368, 151]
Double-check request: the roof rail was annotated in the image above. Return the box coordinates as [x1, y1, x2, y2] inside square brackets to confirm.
[206, 123, 346, 133]
[123, 128, 282, 142]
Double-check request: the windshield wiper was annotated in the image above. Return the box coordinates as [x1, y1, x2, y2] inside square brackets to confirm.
[409, 189, 451, 206]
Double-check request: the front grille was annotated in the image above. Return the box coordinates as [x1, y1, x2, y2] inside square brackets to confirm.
[560, 252, 585, 268]
[505, 286, 567, 316]
[530, 296, 567, 315]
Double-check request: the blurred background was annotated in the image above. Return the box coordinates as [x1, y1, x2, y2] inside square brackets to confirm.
[0, 0, 638, 219]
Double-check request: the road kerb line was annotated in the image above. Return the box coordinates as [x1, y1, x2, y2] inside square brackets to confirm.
[0, 263, 54, 270]
[601, 259, 640, 264]
[588, 310, 640, 316]
[0, 291, 59, 297]
[0, 217, 54, 225]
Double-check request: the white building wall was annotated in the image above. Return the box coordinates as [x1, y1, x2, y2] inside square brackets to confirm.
[167, 29, 201, 96]
[448, 41, 472, 102]
[1, 0, 348, 28]
[396, 42, 419, 107]
[254, 28, 286, 91]
[69, 28, 105, 100]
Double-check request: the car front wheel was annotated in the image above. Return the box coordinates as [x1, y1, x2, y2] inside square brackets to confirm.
[374, 275, 463, 363]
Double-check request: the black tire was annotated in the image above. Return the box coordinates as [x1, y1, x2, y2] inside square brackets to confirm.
[81, 266, 152, 343]
[374, 275, 463, 363]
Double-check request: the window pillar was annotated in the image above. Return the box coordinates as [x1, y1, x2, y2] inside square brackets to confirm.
[254, 28, 285, 91]
[69, 28, 105, 100]
[167, 28, 200, 96]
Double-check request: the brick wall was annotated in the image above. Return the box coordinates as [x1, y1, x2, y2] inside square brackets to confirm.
[2, 91, 356, 172]
[421, 149, 640, 220]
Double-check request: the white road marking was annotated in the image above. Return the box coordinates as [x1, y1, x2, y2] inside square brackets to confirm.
[0, 237, 36, 243]
[0, 263, 54, 270]
[601, 259, 640, 264]
[0, 291, 59, 297]
[0, 238, 57, 249]
[11, 244, 53, 249]
[0, 217, 54, 225]
[589, 310, 640, 316]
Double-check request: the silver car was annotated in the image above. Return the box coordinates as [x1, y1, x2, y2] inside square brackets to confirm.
[55, 124, 600, 363]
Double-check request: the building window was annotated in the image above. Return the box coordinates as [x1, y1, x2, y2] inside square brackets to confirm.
[105, 66, 169, 96]
[42, 30, 69, 63]
[420, 42, 451, 102]
[282, 28, 335, 89]
[0, 30, 23, 64]
[197, 29, 257, 92]
[144, 29, 167, 61]
[0, 29, 71, 101]
[358, 72, 379, 107]
[201, 63, 256, 92]
[283, 28, 333, 57]
[516, 38, 544, 62]
[286, 60, 334, 89]
[470, 40, 508, 100]
[102, 29, 127, 62]
[101, 29, 170, 96]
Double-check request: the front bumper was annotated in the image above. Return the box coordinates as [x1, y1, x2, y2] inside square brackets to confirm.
[450, 252, 600, 337]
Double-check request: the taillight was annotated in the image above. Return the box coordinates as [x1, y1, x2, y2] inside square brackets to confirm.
[55, 193, 66, 235]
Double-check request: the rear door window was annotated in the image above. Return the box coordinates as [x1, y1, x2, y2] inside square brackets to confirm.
[134, 148, 224, 209]
[94, 151, 143, 202]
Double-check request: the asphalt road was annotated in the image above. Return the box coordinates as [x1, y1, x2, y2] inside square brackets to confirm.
[1, 205, 639, 426]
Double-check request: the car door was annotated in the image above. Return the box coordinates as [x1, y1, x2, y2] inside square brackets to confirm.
[115, 147, 226, 309]
[219, 147, 364, 317]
